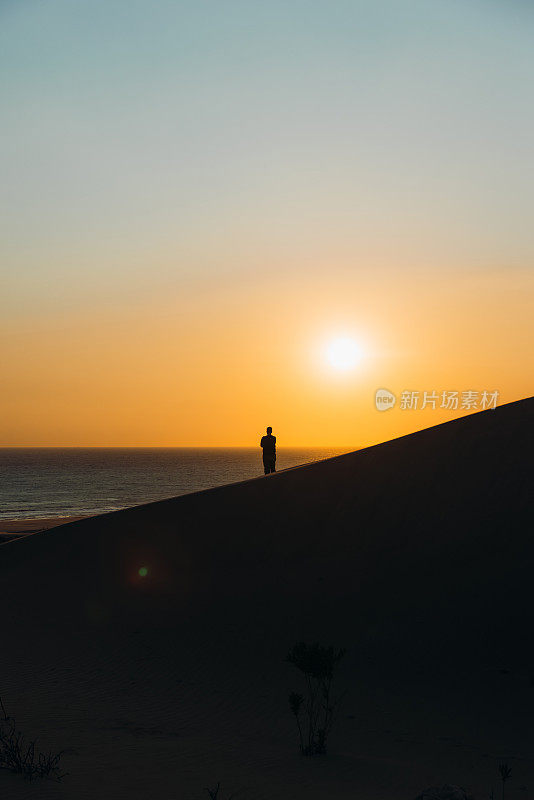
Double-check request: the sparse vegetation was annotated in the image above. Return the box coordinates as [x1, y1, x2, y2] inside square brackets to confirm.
[286, 641, 346, 756]
[204, 782, 235, 800]
[498, 763, 512, 800]
[0, 696, 66, 781]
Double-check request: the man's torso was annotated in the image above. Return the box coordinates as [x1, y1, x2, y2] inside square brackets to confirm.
[260, 434, 276, 459]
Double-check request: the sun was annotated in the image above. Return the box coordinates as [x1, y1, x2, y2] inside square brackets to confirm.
[325, 337, 362, 371]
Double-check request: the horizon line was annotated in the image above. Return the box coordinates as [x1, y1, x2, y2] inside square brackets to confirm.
[0, 444, 358, 450]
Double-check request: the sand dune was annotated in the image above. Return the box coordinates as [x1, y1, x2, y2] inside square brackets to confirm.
[1, 398, 532, 799]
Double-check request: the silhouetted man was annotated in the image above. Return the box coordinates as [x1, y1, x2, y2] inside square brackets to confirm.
[260, 426, 276, 474]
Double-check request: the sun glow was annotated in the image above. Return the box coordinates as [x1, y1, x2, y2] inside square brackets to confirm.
[325, 337, 363, 371]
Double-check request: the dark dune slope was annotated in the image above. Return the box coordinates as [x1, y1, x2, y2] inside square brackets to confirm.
[2, 397, 532, 658]
[1, 399, 533, 800]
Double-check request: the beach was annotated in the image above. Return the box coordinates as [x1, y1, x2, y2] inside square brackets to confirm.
[0, 398, 532, 799]
[0, 517, 89, 542]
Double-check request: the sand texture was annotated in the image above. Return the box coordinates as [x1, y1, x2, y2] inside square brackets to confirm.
[0, 398, 532, 799]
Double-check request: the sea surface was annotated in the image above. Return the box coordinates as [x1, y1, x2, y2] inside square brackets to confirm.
[0, 448, 347, 521]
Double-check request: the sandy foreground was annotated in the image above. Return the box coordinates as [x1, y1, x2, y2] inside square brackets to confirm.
[0, 398, 533, 800]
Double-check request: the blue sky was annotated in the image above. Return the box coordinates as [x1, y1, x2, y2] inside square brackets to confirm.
[2, 1, 533, 314]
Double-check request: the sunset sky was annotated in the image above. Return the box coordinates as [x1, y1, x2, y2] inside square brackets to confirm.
[1, 0, 533, 446]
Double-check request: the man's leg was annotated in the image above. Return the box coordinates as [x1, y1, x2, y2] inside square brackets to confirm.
[263, 461, 270, 475]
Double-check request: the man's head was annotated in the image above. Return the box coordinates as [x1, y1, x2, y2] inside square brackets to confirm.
[266, 426, 272, 435]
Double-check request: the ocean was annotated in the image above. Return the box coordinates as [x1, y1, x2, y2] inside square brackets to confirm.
[0, 447, 346, 521]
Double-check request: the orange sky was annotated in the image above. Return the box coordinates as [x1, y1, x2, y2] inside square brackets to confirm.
[2, 1, 533, 447]
[2, 264, 532, 447]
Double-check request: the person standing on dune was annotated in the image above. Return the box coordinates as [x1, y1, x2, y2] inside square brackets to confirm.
[260, 426, 276, 474]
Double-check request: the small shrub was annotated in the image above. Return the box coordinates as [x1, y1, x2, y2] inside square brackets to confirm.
[0, 696, 66, 781]
[205, 782, 235, 800]
[286, 642, 346, 756]
[498, 763, 512, 800]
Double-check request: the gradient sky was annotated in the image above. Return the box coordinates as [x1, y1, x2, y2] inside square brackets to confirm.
[1, 0, 533, 446]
